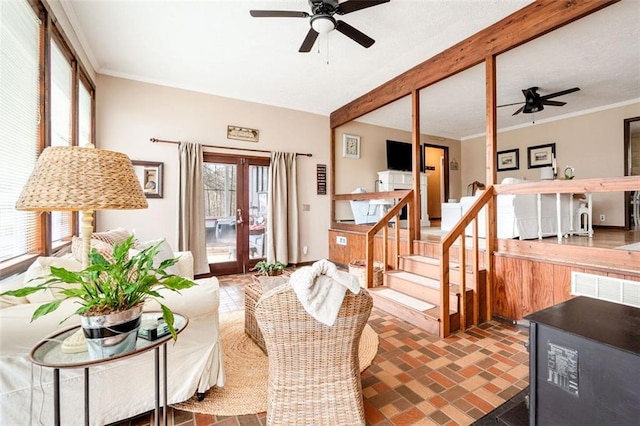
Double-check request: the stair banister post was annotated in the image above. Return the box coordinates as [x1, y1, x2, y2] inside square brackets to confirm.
[394, 214, 400, 269]
[366, 228, 375, 288]
[382, 225, 388, 271]
[460, 235, 467, 331]
[440, 250, 451, 337]
[472, 218, 480, 325]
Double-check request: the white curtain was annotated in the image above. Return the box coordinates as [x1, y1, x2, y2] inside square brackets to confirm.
[267, 152, 299, 264]
[178, 142, 209, 275]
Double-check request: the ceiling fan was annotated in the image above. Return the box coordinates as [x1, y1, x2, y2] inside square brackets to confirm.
[250, 0, 390, 53]
[498, 87, 581, 116]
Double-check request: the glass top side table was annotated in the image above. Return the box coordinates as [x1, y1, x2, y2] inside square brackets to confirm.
[30, 311, 188, 426]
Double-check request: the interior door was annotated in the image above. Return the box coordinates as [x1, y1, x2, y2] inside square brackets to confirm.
[424, 144, 449, 221]
[203, 153, 269, 275]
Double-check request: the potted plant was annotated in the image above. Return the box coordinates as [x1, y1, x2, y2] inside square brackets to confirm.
[252, 260, 286, 276]
[2, 236, 195, 358]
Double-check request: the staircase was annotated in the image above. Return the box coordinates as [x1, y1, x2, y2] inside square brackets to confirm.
[369, 241, 487, 336]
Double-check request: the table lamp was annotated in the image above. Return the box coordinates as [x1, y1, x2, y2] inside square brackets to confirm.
[15, 146, 148, 267]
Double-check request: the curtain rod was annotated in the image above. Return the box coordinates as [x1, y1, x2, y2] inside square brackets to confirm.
[150, 138, 312, 157]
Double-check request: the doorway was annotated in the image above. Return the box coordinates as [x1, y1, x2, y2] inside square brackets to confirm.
[624, 116, 640, 230]
[203, 153, 270, 275]
[424, 144, 449, 221]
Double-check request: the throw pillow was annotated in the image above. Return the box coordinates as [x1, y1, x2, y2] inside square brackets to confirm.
[501, 177, 526, 185]
[23, 255, 83, 303]
[91, 227, 130, 246]
[133, 238, 180, 276]
[71, 236, 115, 263]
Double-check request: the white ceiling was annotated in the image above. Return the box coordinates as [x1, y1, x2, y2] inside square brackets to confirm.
[62, 0, 640, 140]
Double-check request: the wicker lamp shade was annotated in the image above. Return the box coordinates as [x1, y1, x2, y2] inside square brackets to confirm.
[16, 146, 148, 211]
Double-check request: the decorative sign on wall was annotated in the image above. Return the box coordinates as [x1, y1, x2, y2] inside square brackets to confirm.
[316, 164, 327, 195]
[227, 125, 259, 142]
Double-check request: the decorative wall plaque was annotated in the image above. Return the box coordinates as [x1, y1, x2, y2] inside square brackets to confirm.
[316, 164, 327, 195]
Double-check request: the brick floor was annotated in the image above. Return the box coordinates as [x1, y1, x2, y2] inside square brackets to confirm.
[110, 272, 529, 426]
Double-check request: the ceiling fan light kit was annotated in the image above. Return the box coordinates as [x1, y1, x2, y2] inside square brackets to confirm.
[250, 0, 390, 53]
[311, 14, 336, 34]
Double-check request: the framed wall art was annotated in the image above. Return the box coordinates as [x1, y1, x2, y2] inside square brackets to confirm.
[227, 125, 259, 142]
[342, 134, 361, 159]
[132, 160, 163, 198]
[527, 143, 556, 169]
[497, 149, 519, 172]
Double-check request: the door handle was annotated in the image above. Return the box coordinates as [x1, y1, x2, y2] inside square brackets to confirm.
[236, 208, 244, 225]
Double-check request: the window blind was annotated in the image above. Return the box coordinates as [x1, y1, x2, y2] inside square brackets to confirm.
[0, 0, 41, 262]
[50, 37, 73, 243]
[78, 80, 92, 146]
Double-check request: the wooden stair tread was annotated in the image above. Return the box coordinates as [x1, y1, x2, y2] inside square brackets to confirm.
[370, 288, 457, 321]
[372, 288, 436, 312]
[386, 270, 439, 288]
[386, 270, 462, 295]
[401, 254, 484, 272]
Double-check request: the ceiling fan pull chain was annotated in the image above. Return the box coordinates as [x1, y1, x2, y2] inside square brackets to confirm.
[326, 34, 330, 65]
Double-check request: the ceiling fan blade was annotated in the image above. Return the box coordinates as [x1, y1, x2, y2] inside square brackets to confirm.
[335, 20, 375, 48]
[512, 105, 526, 116]
[337, 0, 390, 15]
[541, 100, 566, 107]
[497, 101, 525, 108]
[299, 28, 319, 53]
[250, 10, 309, 18]
[540, 87, 580, 100]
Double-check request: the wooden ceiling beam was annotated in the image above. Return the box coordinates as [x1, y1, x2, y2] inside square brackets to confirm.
[329, 0, 619, 129]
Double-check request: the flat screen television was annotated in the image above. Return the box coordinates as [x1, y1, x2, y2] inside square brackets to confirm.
[386, 140, 423, 172]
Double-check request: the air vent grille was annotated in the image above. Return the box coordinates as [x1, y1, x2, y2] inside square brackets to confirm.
[571, 272, 640, 308]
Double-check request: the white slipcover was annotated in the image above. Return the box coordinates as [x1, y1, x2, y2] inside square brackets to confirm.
[442, 178, 578, 240]
[0, 252, 224, 426]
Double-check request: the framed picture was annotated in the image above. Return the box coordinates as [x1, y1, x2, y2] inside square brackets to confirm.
[497, 149, 519, 171]
[227, 125, 259, 142]
[342, 134, 360, 159]
[132, 160, 163, 198]
[527, 143, 556, 169]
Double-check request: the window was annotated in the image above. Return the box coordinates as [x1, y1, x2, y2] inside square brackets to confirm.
[0, 0, 41, 267]
[50, 36, 73, 244]
[0, 0, 95, 278]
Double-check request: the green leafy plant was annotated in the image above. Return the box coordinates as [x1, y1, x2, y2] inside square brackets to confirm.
[1, 235, 195, 340]
[251, 260, 286, 276]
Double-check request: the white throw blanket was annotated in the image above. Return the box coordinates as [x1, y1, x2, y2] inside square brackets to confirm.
[290, 259, 361, 326]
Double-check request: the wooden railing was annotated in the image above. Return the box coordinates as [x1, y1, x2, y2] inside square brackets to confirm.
[333, 189, 415, 285]
[439, 189, 494, 337]
[438, 175, 640, 337]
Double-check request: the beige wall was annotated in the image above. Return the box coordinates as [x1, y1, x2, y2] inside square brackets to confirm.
[461, 102, 640, 226]
[95, 75, 330, 262]
[334, 121, 461, 221]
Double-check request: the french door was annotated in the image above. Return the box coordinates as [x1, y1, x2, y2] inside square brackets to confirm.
[203, 153, 270, 275]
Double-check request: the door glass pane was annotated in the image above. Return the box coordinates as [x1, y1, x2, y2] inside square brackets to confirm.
[248, 165, 269, 260]
[203, 162, 237, 263]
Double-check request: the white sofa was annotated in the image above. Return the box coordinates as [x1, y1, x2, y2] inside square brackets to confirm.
[0, 251, 225, 426]
[442, 178, 582, 240]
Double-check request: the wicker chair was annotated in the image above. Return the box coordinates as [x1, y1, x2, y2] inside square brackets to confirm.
[255, 282, 373, 426]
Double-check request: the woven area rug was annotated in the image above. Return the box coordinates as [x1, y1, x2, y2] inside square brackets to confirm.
[616, 242, 640, 251]
[171, 310, 379, 416]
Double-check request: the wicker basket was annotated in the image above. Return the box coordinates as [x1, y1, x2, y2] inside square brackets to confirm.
[348, 260, 384, 288]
